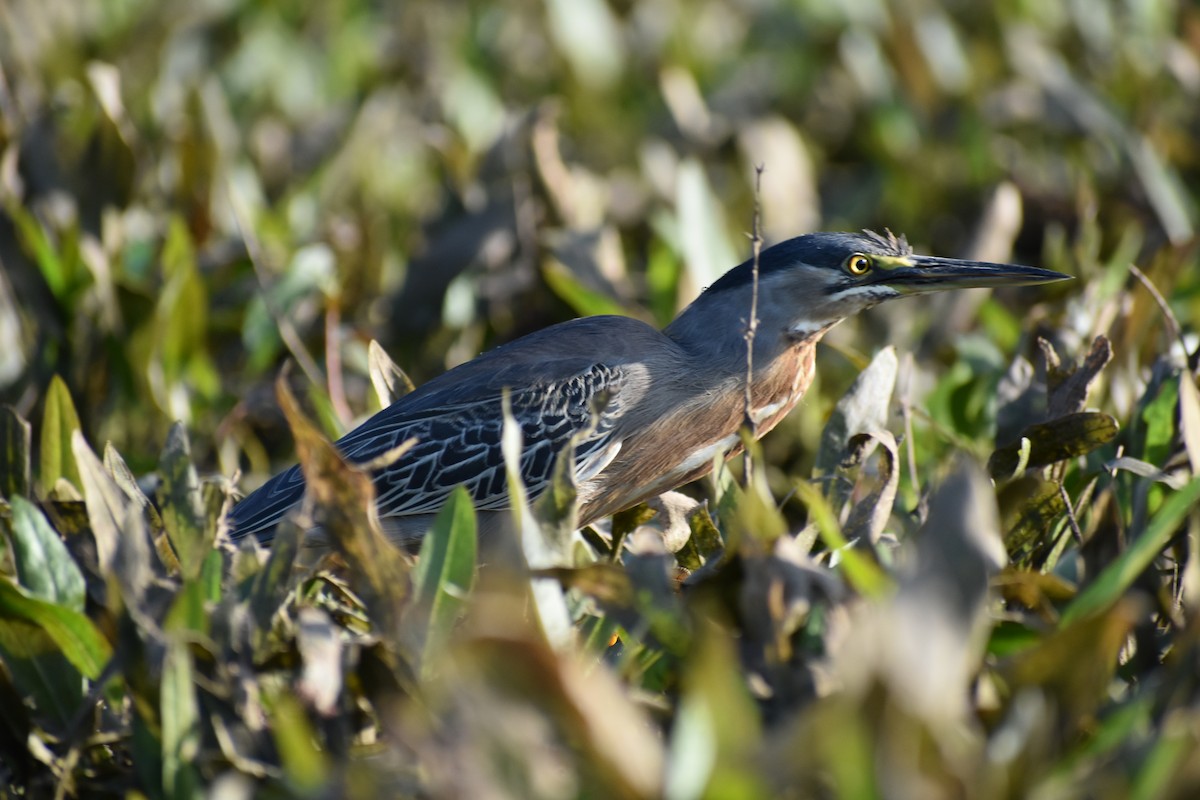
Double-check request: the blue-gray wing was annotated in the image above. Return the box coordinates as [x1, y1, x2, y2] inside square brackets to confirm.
[229, 362, 628, 543]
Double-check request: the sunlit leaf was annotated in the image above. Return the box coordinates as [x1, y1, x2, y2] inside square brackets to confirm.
[1141, 373, 1179, 467]
[814, 346, 899, 512]
[270, 692, 330, 793]
[500, 391, 574, 648]
[39, 375, 82, 494]
[5, 496, 85, 610]
[0, 579, 111, 680]
[793, 481, 888, 597]
[72, 430, 130, 573]
[542, 256, 628, 318]
[367, 339, 414, 410]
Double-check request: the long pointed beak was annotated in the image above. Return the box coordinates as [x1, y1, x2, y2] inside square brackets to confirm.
[877, 255, 1072, 294]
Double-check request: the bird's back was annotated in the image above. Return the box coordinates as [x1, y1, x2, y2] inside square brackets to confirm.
[229, 315, 669, 542]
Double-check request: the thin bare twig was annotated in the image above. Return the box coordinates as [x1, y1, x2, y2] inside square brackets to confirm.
[1058, 481, 1085, 546]
[898, 352, 921, 499]
[742, 164, 765, 482]
[325, 302, 353, 428]
[1129, 263, 1190, 365]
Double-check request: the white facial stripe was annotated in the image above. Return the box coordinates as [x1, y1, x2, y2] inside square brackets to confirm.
[788, 319, 826, 338]
[751, 399, 786, 424]
[832, 285, 893, 300]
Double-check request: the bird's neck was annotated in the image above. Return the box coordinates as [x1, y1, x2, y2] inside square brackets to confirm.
[664, 288, 819, 380]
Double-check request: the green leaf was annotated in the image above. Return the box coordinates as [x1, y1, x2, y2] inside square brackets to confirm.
[413, 486, 477, 675]
[0, 610, 82, 731]
[1141, 373, 1179, 466]
[39, 375, 82, 494]
[8, 204, 67, 300]
[0, 405, 32, 499]
[0, 578, 112, 679]
[986, 619, 1043, 658]
[270, 692, 330, 793]
[161, 640, 202, 800]
[1130, 715, 1195, 800]
[999, 476, 1067, 565]
[793, 481, 888, 597]
[665, 616, 766, 799]
[1063, 477, 1200, 623]
[541, 258, 629, 318]
[164, 579, 211, 637]
[6, 495, 86, 610]
[158, 423, 213, 579]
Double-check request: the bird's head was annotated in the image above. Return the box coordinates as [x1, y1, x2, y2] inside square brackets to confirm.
[675, 230, 1070, 348]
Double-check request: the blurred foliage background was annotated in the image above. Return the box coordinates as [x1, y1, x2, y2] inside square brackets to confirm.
[3, 0, 1200, 797]
[2, 0, 1196, 481]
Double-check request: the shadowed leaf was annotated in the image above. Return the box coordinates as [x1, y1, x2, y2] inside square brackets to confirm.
[1044, 336, 1113, 418]
[989, 412, 1119, 481]
[1001, 597, 1142, 727]
[0, 595, 84, 732]
[161, 639, 202, 800]
[840, 430, 900, 547]
[248, 516, 302, 640]
[1063, 477, 1200, 623]
[158, 423, 213, 579]
[0, 405, 31, 499]
[665, 615, 765, 799]
[814, 346, 898, 512]
[275, 373, 411, 638]
[1000, 476, 1067, 565]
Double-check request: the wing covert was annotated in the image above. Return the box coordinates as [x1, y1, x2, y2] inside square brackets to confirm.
[230, 362, 630, 541]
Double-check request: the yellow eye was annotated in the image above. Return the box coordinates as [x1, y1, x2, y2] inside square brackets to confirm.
[846, 254, 872, 276]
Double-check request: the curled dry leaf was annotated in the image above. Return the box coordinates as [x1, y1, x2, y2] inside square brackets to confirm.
[839, 430, 900, 548]
[1042, 335, 1113, 419]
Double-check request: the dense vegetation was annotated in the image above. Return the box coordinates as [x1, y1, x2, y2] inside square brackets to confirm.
[2, 0, 1200, 797]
